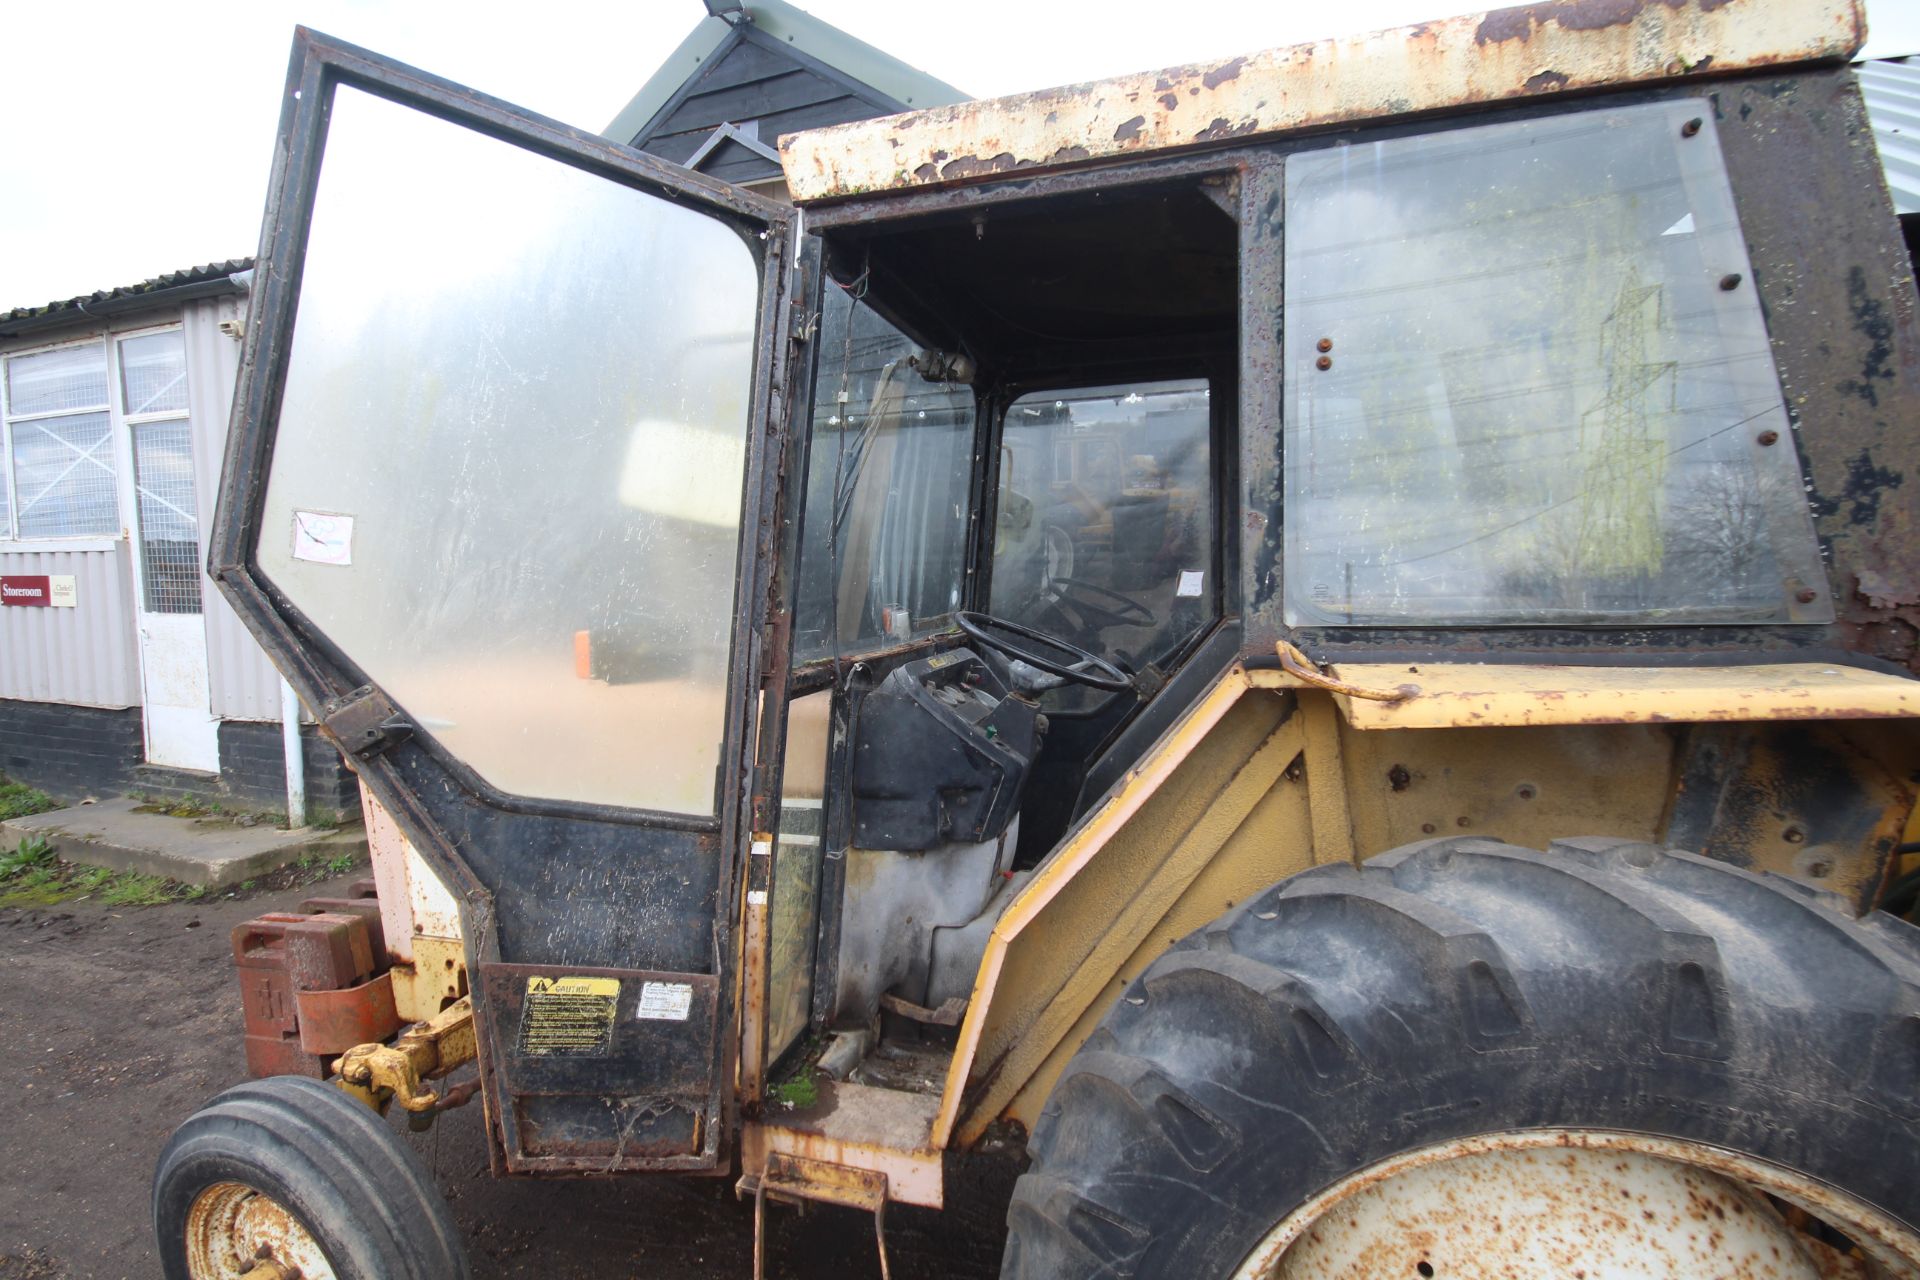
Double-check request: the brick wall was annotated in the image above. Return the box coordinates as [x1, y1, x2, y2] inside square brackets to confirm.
[217, 720, 359, 819]
[0, 700, 144, 801]
[0, 698, 359, 820]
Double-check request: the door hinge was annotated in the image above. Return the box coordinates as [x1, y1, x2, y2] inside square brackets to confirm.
[321, 684, 414, 758]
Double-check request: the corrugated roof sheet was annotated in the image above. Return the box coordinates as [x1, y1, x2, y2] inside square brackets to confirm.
[1860, 58, 1920, 215]
[0, 257, 252, 335]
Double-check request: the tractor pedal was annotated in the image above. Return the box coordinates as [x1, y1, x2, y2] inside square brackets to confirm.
[737, 1152, 891, 1280]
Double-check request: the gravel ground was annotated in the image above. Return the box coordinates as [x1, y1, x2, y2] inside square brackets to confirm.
[0, 874, 1017, 1278]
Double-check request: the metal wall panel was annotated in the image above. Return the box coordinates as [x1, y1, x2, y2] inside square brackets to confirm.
[181, 297, 285, 722]
[0, 543, 140, 707]
[1860, 59, 1920, 215]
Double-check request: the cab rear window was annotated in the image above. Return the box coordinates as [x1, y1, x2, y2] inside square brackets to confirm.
[1282, 100, 1829, 627]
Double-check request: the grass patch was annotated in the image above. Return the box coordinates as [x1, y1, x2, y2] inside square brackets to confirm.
[0, 840, 205, 909]
[0, 777, 57, 822]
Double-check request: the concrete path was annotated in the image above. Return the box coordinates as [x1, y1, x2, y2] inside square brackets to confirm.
[1, 797, 367, 888]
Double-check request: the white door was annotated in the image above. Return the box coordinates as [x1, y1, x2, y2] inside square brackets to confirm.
[119, 330, 218, 771]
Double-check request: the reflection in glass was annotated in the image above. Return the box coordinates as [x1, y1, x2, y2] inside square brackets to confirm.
[1283, 101, 1828, 626]
[257, 86, 760, 814]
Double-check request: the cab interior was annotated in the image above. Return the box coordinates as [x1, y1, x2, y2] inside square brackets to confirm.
[766, 177, 1239, 1081]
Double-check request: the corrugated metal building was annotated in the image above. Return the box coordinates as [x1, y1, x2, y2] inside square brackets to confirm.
[0, 263, 357, 812]
[1860, 58, 1920, 216]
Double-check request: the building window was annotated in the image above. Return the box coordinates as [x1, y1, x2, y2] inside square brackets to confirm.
[0, 329, 203, 614]
[3, 342, 118, 538]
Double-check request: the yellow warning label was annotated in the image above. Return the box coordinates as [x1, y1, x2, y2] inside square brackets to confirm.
[519, 975, 620, 1057]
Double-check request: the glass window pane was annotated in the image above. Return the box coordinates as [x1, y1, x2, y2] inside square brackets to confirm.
[133, 419, 201, 613]
[793, 286, 977, 661]
[6, 344, 108, 418]
[256, 85, 761, 814]
[1283, 100, 1829, 626]
[120, 331, 189, 416]
[992, 380, 1213, 705]
[13, 410, 118, 537]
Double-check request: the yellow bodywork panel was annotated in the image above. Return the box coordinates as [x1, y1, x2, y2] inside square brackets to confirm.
[1273, 661, 1920, 730]
[942, 661, 1920, 1143]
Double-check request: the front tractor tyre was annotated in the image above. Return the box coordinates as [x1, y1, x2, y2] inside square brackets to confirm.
[154, 1075, 470, 1280]
[1003, 837, 1920, 1279]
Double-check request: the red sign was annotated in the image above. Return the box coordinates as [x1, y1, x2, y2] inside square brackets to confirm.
[0, 576, 50, 606]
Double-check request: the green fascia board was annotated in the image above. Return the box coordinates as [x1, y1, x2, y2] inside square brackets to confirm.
[603, 0, 970, 145]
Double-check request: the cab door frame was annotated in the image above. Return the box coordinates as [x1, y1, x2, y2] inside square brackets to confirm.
[208, 29, 804, 1173]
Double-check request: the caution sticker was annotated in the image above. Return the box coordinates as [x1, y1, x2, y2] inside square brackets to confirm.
[519, 975, 620, 1057]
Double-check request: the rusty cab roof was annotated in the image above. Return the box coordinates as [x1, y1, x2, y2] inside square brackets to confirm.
[778, 0, 1864, 205]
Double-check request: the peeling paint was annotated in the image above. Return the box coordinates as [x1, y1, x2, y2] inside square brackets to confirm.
[781, 0, 1863, 203]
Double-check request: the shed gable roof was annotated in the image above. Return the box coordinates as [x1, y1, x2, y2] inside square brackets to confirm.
[608, 2, 967, 187]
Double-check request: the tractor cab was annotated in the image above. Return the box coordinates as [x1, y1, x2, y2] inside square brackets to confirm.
[164, 4, 1920, 1277]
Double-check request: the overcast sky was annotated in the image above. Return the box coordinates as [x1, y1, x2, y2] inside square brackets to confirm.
[4, 0, 1917, 312]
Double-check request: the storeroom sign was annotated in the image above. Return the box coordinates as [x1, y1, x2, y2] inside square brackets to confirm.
[0, 575, 76, 607]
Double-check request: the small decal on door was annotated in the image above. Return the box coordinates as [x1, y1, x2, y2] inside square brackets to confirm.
[293, 511, 354, 566]
[1176, 570, 1204, 598]
[636, 981, 694, 1022]
[519, 975, 619, 1057]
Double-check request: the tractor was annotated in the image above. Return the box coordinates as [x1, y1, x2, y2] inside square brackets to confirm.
[155, 0, 1920, 1275]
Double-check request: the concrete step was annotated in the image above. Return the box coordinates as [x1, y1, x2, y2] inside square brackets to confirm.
[2, 798, 367, 889]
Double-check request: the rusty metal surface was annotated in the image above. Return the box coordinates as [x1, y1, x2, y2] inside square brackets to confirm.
[1234, 1130, 1920, 1278]
[782, 0, 1862, 204]
[1276, 660, 1920, 730]
[335, 993, 475, 1115]
[743, 1078, 944, 1208]
[185, 1181, 337, 1280]
[294, 970, 400, 1055]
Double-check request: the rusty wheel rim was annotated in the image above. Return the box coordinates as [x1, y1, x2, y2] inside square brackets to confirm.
[1232, 1130, 1920, 1280]
[184, 1180, 337, 1280]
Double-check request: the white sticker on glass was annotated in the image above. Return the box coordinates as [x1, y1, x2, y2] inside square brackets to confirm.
[636, 980, 694, 1022]
[1176, 570, 1204, 598]
[293, 511, 354, 566]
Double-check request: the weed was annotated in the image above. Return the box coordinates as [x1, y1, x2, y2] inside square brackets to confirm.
[0, 836, 54, 880]
[768, 1068, 820, 1110]
[0, 778, 56, 822]
[324, 853, 357, 876]
[240, 879, 256, 892]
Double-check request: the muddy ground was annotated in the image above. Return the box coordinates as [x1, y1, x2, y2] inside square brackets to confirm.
[0, 875, 1018, 1278]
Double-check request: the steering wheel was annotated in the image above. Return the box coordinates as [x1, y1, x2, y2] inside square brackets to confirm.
[1050, 577, 1156, 629]
[955, 611, 1133, 692]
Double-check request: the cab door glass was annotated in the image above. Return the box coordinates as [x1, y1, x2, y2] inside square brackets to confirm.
[255, 85, 759, 815]
[992, 379, 1213, 698]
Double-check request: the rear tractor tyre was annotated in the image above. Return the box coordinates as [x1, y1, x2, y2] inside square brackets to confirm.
[154, 1075, 469, 1280]
[1002, 837, 1920, 1278]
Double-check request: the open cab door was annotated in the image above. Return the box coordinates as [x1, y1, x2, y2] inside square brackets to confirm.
[210, 31, 797, 1173]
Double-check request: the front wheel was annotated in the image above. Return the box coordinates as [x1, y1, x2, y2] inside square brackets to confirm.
[154, 1075, 469, 1280]
[1003, 837, 1920, 1278]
